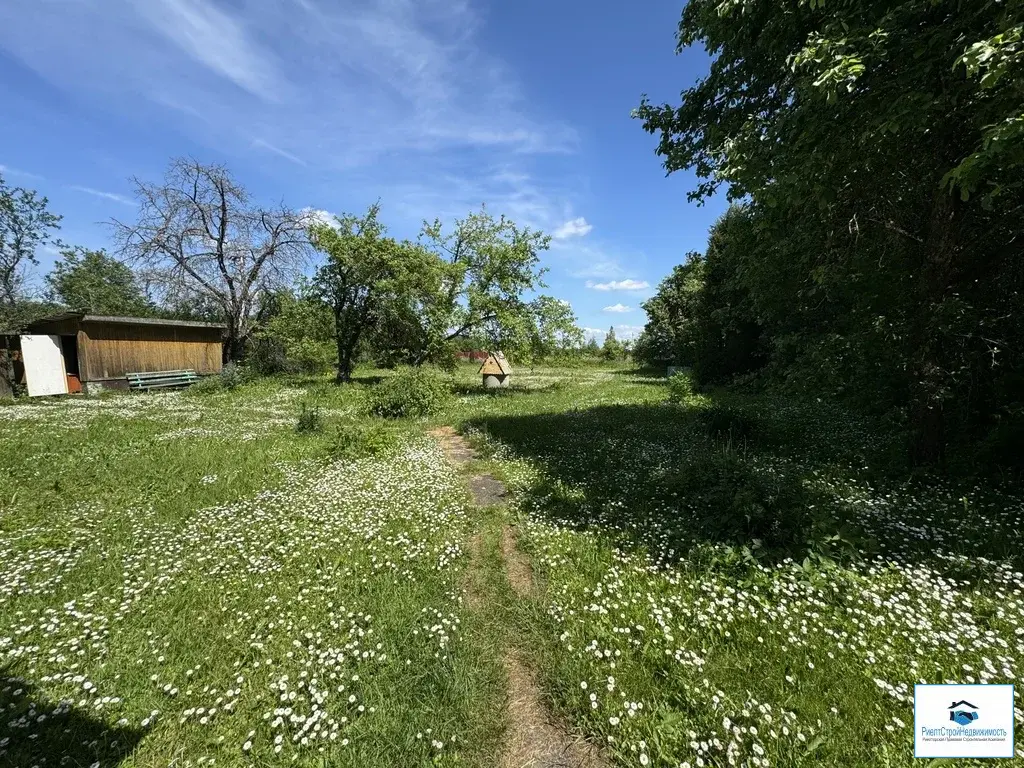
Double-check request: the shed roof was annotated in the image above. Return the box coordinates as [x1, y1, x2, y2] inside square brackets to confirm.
[479, 351, 512, 376]
[20, 312, 226, 331]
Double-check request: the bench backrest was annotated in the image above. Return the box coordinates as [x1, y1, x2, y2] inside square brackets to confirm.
[126, 369, 201, 390]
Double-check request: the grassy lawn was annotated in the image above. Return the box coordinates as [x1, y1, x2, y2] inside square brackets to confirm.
[0, 377, 503, 767]
[456, 369, 1024, 767]
[1, 364, 1022, 766]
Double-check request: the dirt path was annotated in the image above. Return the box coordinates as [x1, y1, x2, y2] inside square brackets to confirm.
[428, 427, 606, 768]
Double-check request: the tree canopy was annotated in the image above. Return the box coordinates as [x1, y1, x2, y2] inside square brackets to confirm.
[418, 207, 551, 363]
[0, 173, 61, 321]
[112, 158, 311, 361]
[634, 0, 1024, 466]
[310, 205, 440, 383]
[46, 247, 153, 317]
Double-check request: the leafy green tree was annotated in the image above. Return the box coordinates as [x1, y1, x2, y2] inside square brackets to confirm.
[635, 254, 705, 367]
[0, 173, 61, 316]
[45, 247, 153, 316]
[252, 288, 335, 374]
[486, 295, 584, 368]
[584, 337, 600, 357]
[691, 206, 765, 383]
[418, 207, 549, 362]
[529, 296, 584, 363]
[310, 205, 440, 383]
[635, 0, 1024, 463]
[601, 326, 625, 361]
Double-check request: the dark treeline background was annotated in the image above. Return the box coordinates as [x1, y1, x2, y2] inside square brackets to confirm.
[633, 0, 1023, 472]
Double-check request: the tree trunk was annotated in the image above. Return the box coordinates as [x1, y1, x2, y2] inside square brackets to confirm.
[223, 321, 247, 364]
[910, 188, 961, 465]
[335, 316, 360, 384]
[336, 337, 353, 384]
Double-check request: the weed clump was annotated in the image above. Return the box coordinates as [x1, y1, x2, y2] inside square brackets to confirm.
[329, 420, 400, 460]
[295, 403, 324, 433]
[666, 449, 862, 563]
[699, 403, 758, 441]
[189, 363, 256, 395]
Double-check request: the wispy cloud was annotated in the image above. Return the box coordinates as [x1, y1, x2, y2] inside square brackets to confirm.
[0, 163, 44, 181]
[587, 279, 649, 291]
[603, 303, 633, 313]
[552, 217, 592, 240]
[0, 0, 576, 171]
[252, 139, 307, 167]
[69, 186, 135, 206]
[549, 238, 639, 280]
[135, 0, 285, 99]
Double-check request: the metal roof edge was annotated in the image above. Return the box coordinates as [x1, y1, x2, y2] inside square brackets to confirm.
[80, 315, 227, 330]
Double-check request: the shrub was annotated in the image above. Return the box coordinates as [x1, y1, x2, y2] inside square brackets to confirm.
[369, 367, 453, 419]
[666, 371, 695, 403]
[665, 449, 863, 563]
[219, 362, 255, 390]
[247, 336, 290, 375]
[330, 420, 400, 460]
[190, 375, 224, 395]
[295, 403, 324, 433]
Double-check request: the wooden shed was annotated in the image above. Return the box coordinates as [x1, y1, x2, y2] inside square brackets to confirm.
[1, 313, 224, 396]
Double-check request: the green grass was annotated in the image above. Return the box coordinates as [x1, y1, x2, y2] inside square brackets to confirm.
[1, 364, 1022, 767]
[0, 376, 503, 767]
[457, 368, 1024, 767]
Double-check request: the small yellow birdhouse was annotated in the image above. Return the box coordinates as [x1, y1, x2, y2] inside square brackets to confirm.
[479, 351, 512, 388]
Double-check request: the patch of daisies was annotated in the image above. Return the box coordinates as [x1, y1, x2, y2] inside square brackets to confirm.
[0, 441, 474, 765]
[485, 416, 1024, 766]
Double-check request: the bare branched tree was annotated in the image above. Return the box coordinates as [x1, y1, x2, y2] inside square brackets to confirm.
[111, 158, 311, 361]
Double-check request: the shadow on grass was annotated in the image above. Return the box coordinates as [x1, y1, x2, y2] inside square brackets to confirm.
[603, 366, 670, 380]
[0, 670, 144, 766]
[465, 398, 1020, 571]
[451, 381, 571, 399]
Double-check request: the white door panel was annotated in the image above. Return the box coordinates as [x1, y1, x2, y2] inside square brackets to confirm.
[21, 334, 68, 397]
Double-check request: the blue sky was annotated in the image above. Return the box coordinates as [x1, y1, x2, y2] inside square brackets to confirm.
[0, 0, 726, 340]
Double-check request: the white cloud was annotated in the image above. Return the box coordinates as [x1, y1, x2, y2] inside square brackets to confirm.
[586, 279, 650, 291]
[69, 186, 135, 206]
[135, 0, 285, 99]
[299, 208, 339, 229]
[603, 303, 633, 313]
[614, 324, 643, 341]
[552, 217, 592, 240]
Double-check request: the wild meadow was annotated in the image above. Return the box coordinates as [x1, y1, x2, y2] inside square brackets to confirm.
[1, 364, 1022, 766]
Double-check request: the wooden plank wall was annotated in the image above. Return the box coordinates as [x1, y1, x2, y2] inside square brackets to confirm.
[79, 322, 223, 381]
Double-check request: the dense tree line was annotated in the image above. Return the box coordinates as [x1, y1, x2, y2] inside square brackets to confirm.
[634, 0, 1023, 468]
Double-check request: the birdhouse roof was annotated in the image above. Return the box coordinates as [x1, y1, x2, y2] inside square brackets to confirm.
[479, 351, 512, 376]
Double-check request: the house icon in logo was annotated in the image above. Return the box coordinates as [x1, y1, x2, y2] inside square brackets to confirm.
[949, 701, 979, 726]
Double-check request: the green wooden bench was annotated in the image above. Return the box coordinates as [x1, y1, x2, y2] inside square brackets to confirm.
[126, 369, 201, 391]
